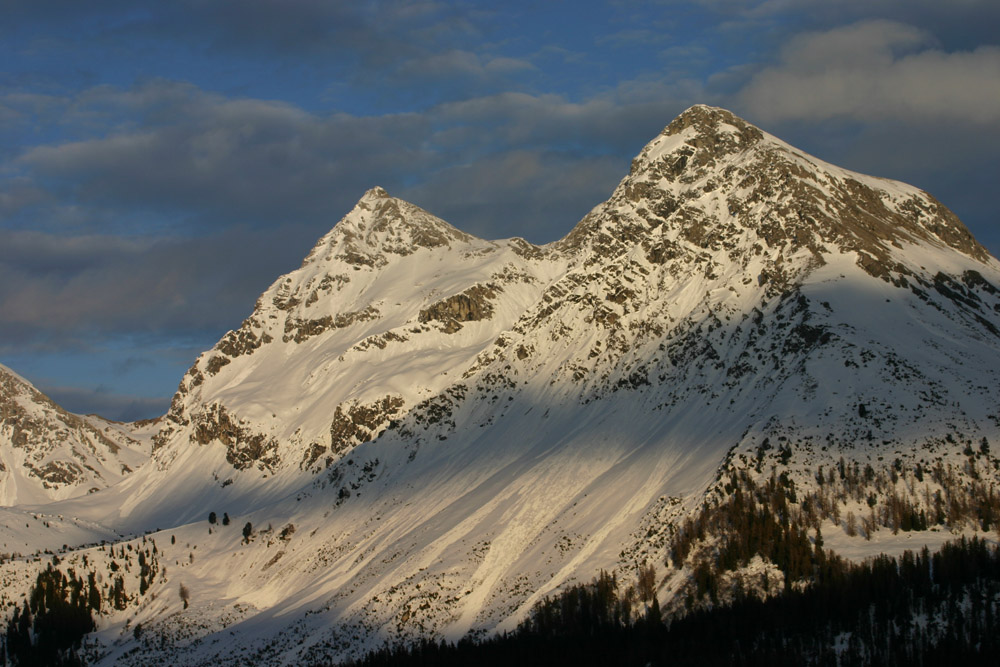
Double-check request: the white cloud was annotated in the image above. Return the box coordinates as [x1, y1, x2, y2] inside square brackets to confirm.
[739, 20, 1000, 124]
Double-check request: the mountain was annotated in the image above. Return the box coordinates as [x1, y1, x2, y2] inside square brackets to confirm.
[1, 105, 999, 665]
[0, 363, 152, 507]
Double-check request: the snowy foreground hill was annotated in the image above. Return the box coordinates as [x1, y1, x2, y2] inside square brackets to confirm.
[2, 105, 1000, 665]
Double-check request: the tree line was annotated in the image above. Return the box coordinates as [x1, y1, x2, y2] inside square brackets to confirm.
[343, 536, 1000, 666]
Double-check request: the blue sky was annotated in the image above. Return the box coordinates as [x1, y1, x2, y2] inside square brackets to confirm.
[2, 0, 998, 421]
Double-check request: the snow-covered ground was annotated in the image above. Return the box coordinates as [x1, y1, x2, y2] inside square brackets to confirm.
[822, 523, 998, 562]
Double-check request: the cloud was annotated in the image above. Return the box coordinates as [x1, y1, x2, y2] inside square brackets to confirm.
[12, 80, 429, 229]
[38, 382, 170, 422]
[1, 0, 491, 84]
[5, 78, 696, 241]
[112, 356, 155, 376]
[738, 20, 1000, 124]
[597, 29, 674, 49]
[0, 229, 153, 275]
[0, 225, 315, 352]
[397, 50, 536, 80]
[432, 87, 693, 157]
[182, 0, 483, 66]
[403, 149, 627, 243]
[0, 179, 46, 216]
[0, 78, 705, 369]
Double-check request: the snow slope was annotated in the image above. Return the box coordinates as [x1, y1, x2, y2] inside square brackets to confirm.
[2, 105, 999, 665]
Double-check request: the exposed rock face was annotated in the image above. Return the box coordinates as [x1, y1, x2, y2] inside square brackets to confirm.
[282, 305, 381, 343]
[418, 284, 500, 332]
[216, 318, 274, 359]
[328, 395, 406, 459]
[329, 187, 476, 268]
[191, 403, 280, 472]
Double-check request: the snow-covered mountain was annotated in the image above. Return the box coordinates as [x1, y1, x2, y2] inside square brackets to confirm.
[0, 364, 152, 506]
[2, 105, 999, 665]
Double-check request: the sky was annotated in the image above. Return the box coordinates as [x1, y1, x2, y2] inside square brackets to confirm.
[1, 0, 998, 421]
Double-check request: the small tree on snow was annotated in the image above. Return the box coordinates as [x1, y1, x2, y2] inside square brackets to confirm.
[637, 561, 657, 605]
[179, 583, 190, 609]
[242, 522, 253, 543]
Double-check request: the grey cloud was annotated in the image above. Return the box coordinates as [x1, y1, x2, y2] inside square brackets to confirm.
[596, 29, 674, 48]
[687, 0, 999, 20]
[0, 180, 46, 216]
[8, 80, 697, 241]
[0, 229, 153, 275]
[403, 149, 627, 243]
[738, 20, 1000, 124]
[16, 81, 430, 228]
[112, 356, 155, 376]
[38, 382, 169, 422]
[2, 0, 487, 78]
[0, 225, 316, 350]
[772, 19, 929, 70]
[181, 0, 480, 65]
[433, 89, 692, 157]
[394, 50, 537, 86]
[0, 80, 698, 356]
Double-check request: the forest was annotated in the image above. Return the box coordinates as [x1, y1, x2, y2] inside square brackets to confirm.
[2, 538, 161, 667]
[346, 456, 1000, 666]
[345, 536, 1000, 666]
[2, 563, 95, 666]
[3, 456, 1000, 665]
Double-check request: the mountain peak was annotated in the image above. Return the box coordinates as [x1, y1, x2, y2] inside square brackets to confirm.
[299, 189, 480, 273]
[626, 105, 764, 181]
[359, 185, 391, 203]
[9, 103, 1000, 665]
[0, 364, 151, 505]
[669, 104, 752, 135]
[350, 188, 473, 247]
[594, 105, 993, 277]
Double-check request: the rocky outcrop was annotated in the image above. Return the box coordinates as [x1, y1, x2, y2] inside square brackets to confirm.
[418, 284, 500, 333]
[329, 395, 406, 459]
[191, 403, 280, 472]
[282, 305, 381, 344]
[216, 317, 274, 360]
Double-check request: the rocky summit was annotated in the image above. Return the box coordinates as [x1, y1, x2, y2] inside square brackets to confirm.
[2, 105, 999, 665]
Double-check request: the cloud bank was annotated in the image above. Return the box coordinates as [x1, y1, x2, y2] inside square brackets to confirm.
[740, 20, 1000, 124]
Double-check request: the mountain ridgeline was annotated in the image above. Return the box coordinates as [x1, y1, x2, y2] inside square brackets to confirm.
[1, 105, 999, 665]
[0, 365, 152, 506]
